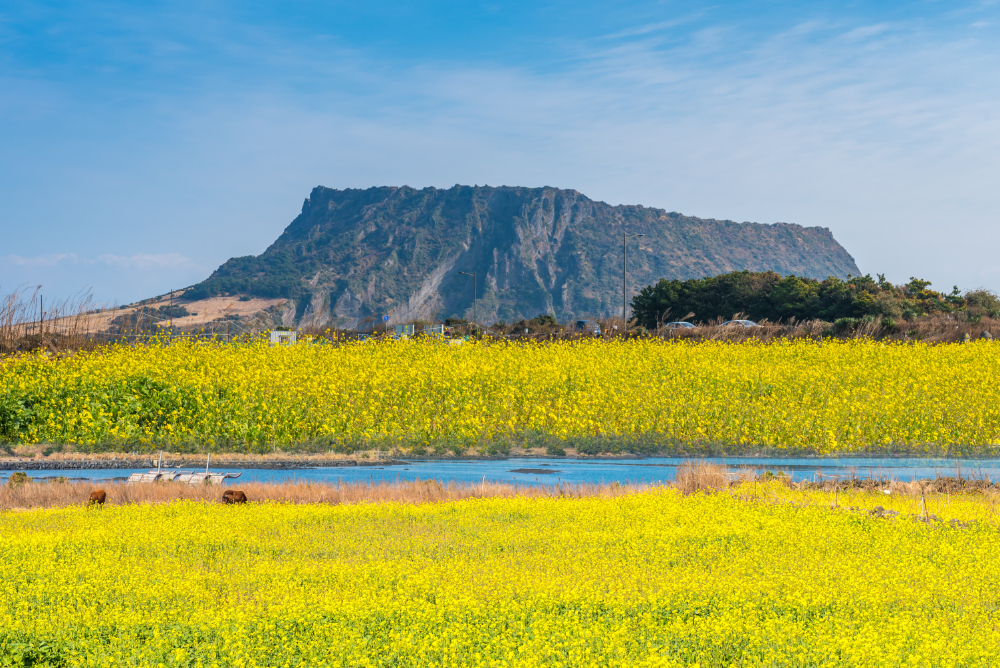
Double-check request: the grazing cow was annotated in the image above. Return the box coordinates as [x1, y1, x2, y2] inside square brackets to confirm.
[222, 490, 247, 504]
[88, 489, 106, 509]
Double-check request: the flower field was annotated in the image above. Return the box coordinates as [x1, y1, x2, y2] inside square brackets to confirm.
[2, 488, 999, 667]
[1, 337, 999, 453]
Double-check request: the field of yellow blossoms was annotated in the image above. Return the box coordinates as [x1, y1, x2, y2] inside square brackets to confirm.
[3, 488, 1000, 667]
[1, 337, 999, 452]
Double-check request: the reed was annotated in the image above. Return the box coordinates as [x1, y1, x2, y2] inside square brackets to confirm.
[673, 459, 740, 494]
[0, 285, 106, 353]
[0, 478, 654, 510]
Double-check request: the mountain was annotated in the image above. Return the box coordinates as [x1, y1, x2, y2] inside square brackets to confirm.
[184, 185, 861, 327]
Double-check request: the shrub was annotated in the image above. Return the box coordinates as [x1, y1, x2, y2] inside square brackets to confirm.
[834, 318, 860, 333]
[529, 314, 559, 327]
[966, 289, 1000, 318]
[8, 471, 29, 487]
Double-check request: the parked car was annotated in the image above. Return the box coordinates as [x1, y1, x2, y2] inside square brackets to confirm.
[574, 320, 602, 335]
[720, 319, 760, 327]
[664, 322, 696, 330]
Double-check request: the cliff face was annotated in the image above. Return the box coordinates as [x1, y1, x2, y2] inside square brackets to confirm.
[186, 185, 860, 327]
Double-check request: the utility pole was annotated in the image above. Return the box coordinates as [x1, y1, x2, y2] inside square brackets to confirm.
[623, 234, 644, 326]
[169, 289, 173, 337]
[459, 271, 477, 329]
[39, 293, 43, 337]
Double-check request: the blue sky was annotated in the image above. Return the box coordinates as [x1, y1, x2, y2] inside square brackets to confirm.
[3, 0, 1000, 304]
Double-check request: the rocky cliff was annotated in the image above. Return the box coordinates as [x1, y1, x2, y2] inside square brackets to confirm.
[184, 185, 860, 327]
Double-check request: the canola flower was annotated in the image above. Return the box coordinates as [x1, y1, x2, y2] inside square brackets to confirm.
[1, 337, 999, 452]
[2, 490, 1000, 667]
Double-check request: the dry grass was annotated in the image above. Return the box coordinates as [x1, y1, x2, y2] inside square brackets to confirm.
[673, 460, 747, 494]
[0, 285, 108, 354]
[0, 478, 654, 511]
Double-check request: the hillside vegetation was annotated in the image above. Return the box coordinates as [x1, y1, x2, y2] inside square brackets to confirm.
[631, 270, 1000, 329]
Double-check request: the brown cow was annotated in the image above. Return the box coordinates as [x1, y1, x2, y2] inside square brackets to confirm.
[88, 489, 106, 509]
[222, 490, 247, 504]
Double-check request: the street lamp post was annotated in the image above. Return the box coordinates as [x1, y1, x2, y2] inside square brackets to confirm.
[623, 233, 645, 326]
[459, 271, 477, 328]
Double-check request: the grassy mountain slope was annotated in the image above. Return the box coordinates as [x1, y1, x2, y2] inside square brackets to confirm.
[185, 185, 860, 327]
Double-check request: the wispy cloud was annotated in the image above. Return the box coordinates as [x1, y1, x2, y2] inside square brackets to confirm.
[2, 253, 80, 267]
[2, 253, 199, 270]
[600, 12, 709, 40]
[839, 23, 894, 42]
[97, 253, 198, 269]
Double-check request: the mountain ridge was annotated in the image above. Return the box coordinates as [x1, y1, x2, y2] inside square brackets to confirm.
[184, 185, 860, 327]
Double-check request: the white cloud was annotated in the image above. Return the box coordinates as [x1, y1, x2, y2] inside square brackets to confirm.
[2, 253, 197, 270]
[96, 253, 199, 269]
[839, 23, 894, 42]
[2, 253, 80, 267]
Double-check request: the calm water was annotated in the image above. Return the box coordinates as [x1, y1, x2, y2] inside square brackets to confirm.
[3, 457, 999, 485]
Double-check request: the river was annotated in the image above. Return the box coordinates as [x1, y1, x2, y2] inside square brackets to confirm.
[2, 456, 998, 486]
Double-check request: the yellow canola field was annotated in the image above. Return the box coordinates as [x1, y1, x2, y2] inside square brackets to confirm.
[3, 490, 1000, 667]
[2, 337, 999, 452]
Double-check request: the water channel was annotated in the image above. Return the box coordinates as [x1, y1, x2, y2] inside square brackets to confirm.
[3, 457, 998, 486]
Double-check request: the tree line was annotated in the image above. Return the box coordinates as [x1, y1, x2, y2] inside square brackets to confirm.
[630, 271, 1000, 328]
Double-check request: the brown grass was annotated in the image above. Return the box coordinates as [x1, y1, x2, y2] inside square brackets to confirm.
[0, 478, 655, 511]
[0, 285, 109, 354]
[673, 460, 748, 494]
